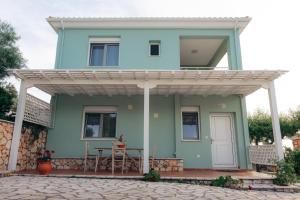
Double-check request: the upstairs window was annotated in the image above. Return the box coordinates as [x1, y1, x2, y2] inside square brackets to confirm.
[89, 38, 120, 66]
[149, 41, 160, 56]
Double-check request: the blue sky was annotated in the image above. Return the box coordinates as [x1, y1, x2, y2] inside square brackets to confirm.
[1, 0, 299, 113]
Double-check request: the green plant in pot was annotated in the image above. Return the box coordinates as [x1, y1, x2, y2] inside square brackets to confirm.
[143, 168, 160, 182]
[37, 149, 55, 175]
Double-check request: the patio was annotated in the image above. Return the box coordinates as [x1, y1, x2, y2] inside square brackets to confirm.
[16, 168, 272, 180]
[1, 176, 299, 200]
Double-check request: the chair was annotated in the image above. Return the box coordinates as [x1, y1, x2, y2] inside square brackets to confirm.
[111, 141, 127, 174]
[83, 141, 97, 172]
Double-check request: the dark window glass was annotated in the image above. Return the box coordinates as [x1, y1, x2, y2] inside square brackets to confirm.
[150, 44, 159, 56]
[84, 112, 117, 138]
[89, 43, 119, 66]
[182, 112, 199, 140]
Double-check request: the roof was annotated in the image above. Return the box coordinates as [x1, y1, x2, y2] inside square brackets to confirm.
[10, 69, 286, 97]
[46, 17, 251, 33]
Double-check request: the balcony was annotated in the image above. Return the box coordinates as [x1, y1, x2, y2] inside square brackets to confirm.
[180, 37, 230, 70]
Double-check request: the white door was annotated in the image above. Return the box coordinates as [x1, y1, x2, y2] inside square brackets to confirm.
[210, 113, 237, 168]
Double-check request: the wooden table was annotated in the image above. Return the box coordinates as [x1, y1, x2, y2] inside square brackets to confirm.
[95, 147, 143, 173]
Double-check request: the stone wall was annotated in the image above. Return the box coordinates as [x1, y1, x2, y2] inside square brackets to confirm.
[0, 119, 47, 171]
[0, 120, 14, 171]
[52, 157, 183, 172]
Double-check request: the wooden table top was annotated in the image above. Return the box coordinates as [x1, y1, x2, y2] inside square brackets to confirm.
[95, 147, 143, 151]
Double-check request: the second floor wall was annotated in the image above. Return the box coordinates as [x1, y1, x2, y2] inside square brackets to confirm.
[55, 28, 243, 70]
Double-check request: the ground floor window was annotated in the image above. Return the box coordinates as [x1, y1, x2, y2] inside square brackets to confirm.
[82, 106, 117, 139]
[181, 106, 200, 140]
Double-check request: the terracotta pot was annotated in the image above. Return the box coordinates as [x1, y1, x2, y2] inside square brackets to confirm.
[117, 144, 126, 148]
[37, 161, 52, 175]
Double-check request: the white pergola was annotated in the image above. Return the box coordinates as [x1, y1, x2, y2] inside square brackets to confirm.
[8, 69, 286, 173]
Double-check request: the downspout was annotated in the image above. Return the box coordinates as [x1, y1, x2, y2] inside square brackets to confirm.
[234, 20, 239, 70]
[59, 20, 65, 67]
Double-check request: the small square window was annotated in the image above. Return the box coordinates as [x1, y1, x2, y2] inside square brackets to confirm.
[149, 42, 160, 56]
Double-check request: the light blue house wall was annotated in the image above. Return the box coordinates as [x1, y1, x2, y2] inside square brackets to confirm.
[55, 28, 242, 70]
[47, 27, 251, 169]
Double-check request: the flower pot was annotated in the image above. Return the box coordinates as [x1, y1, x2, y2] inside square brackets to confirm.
[117, 144, 125, 148]
[37, 161, 52, 175]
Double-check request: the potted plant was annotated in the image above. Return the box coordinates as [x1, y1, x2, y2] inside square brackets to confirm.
[117, 134, 126, 148]
[36, 149, 55, 175]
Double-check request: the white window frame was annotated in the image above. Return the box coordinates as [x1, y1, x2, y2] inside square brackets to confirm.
[149, 41, 160, 56]
[87, 38, 120, 67]
[181, 106, 200, 142]
[81, 106, 118, 140]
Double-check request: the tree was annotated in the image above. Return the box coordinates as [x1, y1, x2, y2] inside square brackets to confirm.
[0, 19, 25, 79]
[0, 19, 25, 120]
[0, 82, 17, 120]
[248, 108, 300, 145]
[248, 109, 273, 145]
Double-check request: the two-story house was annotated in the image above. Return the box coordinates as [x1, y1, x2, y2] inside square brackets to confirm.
[8, 17, 286, 173]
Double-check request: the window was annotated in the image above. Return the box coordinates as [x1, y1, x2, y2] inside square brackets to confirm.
[149, 41, 160, 56]
[88, 38, 119, 66]
[82, 106, 117, 139]
[181, 107, 200, 140]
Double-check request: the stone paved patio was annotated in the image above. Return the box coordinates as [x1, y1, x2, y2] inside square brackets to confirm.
[0, 176, 299, 200]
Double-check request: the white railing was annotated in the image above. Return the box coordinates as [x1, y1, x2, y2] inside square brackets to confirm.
[24, 94, 51, 127]
[249, 145, 278, 166]
[180, 66, 229, 70]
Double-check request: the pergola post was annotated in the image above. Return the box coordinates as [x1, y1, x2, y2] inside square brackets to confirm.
[143, 85, 150, 173]
[138, 82, 156, 174]
[8, 81, 29, 171]
[267, 81, 284, 160]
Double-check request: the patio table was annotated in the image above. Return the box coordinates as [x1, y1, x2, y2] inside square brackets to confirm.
[95, 147, 143, 173]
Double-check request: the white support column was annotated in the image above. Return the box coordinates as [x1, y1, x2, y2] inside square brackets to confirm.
[8, 81, 29, 171]
[138, 82, 156, 174]
[143, 85, 150, 173]
[267, 81, 284, 160]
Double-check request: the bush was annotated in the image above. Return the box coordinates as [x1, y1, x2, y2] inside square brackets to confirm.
[273, 160, 297, 186]
[211, 176, 242, 188]
[285, 148, 300, 175]
[143, 168, 160, 182]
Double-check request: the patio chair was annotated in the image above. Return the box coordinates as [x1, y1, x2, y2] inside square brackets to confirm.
[111, 141, 127, 174]
[83, 141, 97, 172]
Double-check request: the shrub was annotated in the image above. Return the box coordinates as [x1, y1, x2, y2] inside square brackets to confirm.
[143, 168, 160, 182]
[285, 148, 300, 175]
[211, 176, 242, 188]
[273, 160, 297, 186]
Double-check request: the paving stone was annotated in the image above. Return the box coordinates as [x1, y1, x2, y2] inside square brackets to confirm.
[0, 176, 300, 199]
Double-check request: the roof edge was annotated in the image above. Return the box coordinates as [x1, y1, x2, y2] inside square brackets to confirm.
[46, 16, 251, 33]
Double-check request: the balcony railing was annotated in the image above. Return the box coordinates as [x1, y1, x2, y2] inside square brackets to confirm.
[180, 66, 229, 70]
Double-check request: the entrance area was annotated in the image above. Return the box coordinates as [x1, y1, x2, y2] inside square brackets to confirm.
[210, 113, 237, 168]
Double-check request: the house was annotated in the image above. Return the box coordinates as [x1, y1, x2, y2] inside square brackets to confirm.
[8, 17, 286, 173]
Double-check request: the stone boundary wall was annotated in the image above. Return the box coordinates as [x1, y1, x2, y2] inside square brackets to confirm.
[0, 119, 47, 171]
[52, 157, 184, 172]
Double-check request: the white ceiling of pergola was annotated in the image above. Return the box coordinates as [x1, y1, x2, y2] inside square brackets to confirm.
[11, 69, 286, 97]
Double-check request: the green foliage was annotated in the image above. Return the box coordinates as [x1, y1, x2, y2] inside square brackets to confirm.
[211, 176, 242, 188]
[0, 19, 25, 79]
[248, 108, 300, 145]
[143, 168, 160, 182]
[248, 109, 273, 145]
[0, 82, 17, 120]
[274, 160, 297, 186]
[285, 148, 300, 175]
